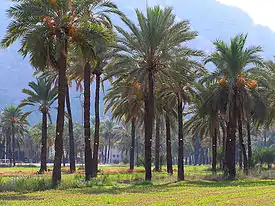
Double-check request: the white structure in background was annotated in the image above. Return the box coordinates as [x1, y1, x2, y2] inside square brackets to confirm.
[109, 148, 124, 164]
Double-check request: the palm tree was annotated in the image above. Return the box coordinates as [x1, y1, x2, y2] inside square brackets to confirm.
[165, 112, 174, 174]
[157, 88, 177, 175]
[68, 8, 121, 179]
[248, 60, 275, 168]
[184, 82, 222, 174]
[160, 48, 204, 180]
[154, 90, 174, 172]
[29, 122, 56, 163]
[70, 43, 119, 180]
[91, 45, 118, 177]
[104, 78, 144, 170]
[19, 78, 57, 173]
[65, 82, 76, 173]
[0, 106, 30, 166]
[37, 66, 77, 174]
[154, 116, 161, 172]
[2, 0, 73, 183]
[108, 6, 199, 180]
[100, 119, 121, 163]
[2, 0, 122, 185]
[205, 34, 264, 179]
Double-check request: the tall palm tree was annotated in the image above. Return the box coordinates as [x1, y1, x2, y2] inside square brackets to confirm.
[65, 81, 76, 173]
[184, 81, 222, 174]
[165, 112, 174, 174]
[160, 48, 204, 180]
[2, 0, 73, 183]
[19, 78, 57, 173]
[68, 3, 122, 178]
[0, 106, 30, 166]
[157, 88, 177, 175]
[104, 78, 144, 170]
[91, 45, 118, 177]
[154, 116, 161, 172]
[205, 34, 264, 179]
[2, 0, 121, 185]
[248, 73, 271, 168]
[70, 42, 119, 180]
[108, 6, 199, 180]
[154, 90, 174, 172]
[37, 67, 77, 174]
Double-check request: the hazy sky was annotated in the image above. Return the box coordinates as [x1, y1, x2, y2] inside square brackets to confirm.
[217, 0, 275, 31]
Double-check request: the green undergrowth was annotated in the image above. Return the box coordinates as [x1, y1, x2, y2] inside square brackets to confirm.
[0, 166, 275, 205]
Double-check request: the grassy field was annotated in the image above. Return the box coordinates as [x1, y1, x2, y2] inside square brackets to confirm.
[0, 165, 275, 205]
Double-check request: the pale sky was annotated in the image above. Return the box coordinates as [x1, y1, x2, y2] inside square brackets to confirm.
[217, 0, 275, 31]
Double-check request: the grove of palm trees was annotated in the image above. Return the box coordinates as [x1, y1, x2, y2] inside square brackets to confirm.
[0, 0, 275, 205]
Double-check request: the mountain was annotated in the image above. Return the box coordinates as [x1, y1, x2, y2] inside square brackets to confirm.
[0, 0, 275, 124]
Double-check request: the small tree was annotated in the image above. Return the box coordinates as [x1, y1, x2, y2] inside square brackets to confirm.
[20, 78, 57, 173]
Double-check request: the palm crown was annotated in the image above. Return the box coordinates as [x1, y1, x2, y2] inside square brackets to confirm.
[1, 0, 119, 70]
[20, 77, 58, 117]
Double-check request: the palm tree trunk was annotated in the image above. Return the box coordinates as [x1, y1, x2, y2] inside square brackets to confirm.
[17, 142, 21, 162]
[130, 118, 136, 170]
[206, 149, 210, 164]
[238, 121, 243, 170]
[155, 117, 160, 172]
[84, 62, 93, 181]
[136, 137, 139, 166]
[8, 134, 12, 167]
[107, 142, 111, 163]
[221, 123, 226, 169]
[212, 127, 217, 174]
[225, 110, 237, 180]
[52, 38, 67, 186]
[195, 136, 200, 165]
[63, 150, 66, 167]
[12, 124, 15, 167]
[201, 148, 206, 165]
[237, 105, 242, 170]
[144, 70, 154, 181]
[238, 118, 248, 175]
[65, 82, 76, 173]
[0, 139, 3, 159]
[165, 114, 173, 175]
[100, 148, 104, 163]
[177, 95, 184, 181]
[247, 122, 252, 168]
[1, 136, 5, 159]
[92, 73, 101, 177]
[40, 112, 47, 173]
[104, 146, 107, 164]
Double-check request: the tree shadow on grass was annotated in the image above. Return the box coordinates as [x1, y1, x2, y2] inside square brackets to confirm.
[0, 193, 43, 201]
[2, 174, 275, 197]
[183, 180, 275, 187]
[67, 181, 178, 195]
[67, 179, 275, 196]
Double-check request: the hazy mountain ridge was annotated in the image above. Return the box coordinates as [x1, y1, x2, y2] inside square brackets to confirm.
[0, 0, 274, 124]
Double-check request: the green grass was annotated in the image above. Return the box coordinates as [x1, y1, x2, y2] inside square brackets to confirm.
[0, 166, 275, 205]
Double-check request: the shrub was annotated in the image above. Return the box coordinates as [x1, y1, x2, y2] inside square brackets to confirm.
[113, 160, 120, 164]
[254, 148, 275, 169]
[0, 176, 52, 192]
[122, 158, 129, 164]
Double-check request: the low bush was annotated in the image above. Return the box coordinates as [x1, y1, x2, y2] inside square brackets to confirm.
[0, 176, 52, 192]
[253, 148, 275, 169]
